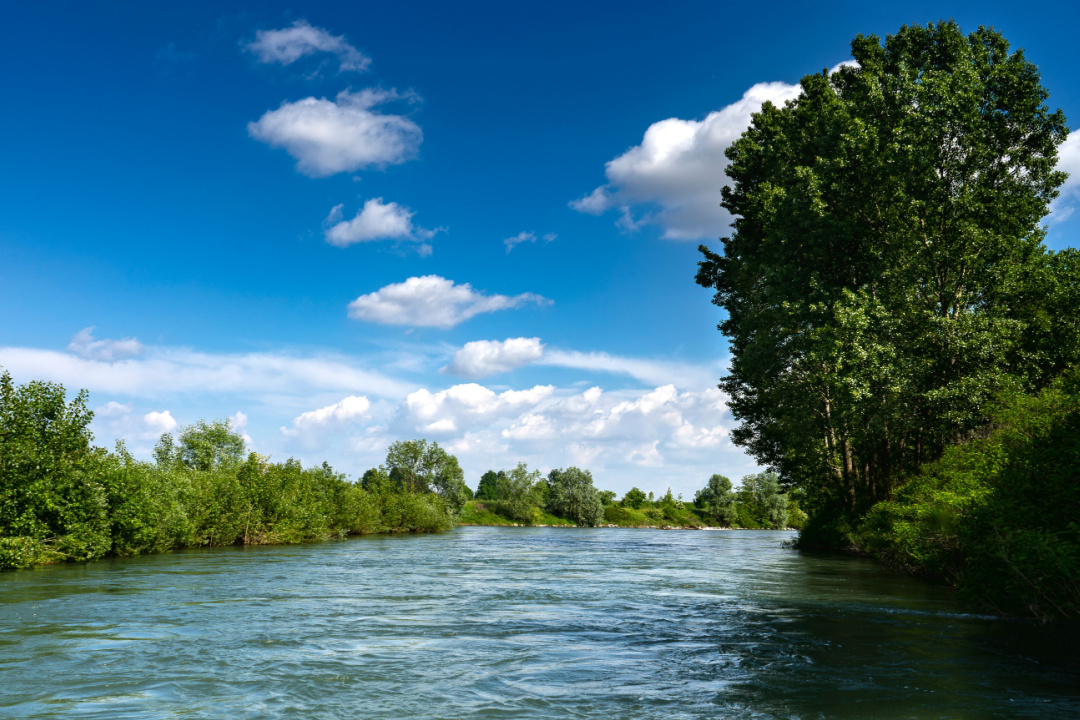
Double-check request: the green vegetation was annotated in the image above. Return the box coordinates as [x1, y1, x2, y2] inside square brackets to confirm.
[695, 21, 1079, 619]
[0, 370, 457, 570]
[855, 371, 1080, 620]
[461, 465, 795, 530]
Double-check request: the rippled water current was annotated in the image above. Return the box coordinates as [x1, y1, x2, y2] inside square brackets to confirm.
[1, 527, 1078, 719]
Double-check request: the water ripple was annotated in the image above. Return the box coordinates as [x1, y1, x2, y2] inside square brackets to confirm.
[1, 528, 1077, 719]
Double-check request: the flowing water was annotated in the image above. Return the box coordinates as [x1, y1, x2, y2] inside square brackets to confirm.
[1, 527, 1077, 719]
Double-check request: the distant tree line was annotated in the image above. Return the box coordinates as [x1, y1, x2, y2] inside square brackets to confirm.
[470, 463, 798, 530]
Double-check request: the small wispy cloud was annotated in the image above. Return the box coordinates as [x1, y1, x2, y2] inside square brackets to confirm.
[246, 20, 370, 73]
[67, 327, 143, 362]
[504, 231, 556, 253]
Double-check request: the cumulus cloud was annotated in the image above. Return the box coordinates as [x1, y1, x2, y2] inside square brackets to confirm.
[248, 89, 422, 177]
[1051, 131, 1080, 224]
[443, 337, 545, 378]
[367, 380, 749, 496]
[497, 384, 731, 456]
[504, 231, 556, 253]
[347, 276, 551, 329]
[282, 395, 371, 437]
[324, 198, 439, 252]
[143, 410, 178, 435]
[571, 80, 803, 240]
[246, 20, 370, 72]
[400, 383, 554, 435]
[67, 327, 143, 362]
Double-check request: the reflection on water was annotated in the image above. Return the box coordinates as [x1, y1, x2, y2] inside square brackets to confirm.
[1, 527, 1077, 719]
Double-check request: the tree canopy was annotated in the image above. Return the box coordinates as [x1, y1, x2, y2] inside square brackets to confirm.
[547, 467, 604, 527]
[696, 21, 1076, 523]
[385, 439, 471, 511]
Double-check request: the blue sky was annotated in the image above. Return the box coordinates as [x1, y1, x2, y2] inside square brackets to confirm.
[2, 1, 1078, 497]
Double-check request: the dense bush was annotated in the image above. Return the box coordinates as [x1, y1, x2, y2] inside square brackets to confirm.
[0, 371, 458, 570]
[855, 369, 1080, 621]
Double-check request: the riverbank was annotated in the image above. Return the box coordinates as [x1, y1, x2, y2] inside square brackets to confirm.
[458, 500, 787, 530]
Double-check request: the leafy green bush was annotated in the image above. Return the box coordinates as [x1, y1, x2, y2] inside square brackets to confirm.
[856, 369, 1080, 620]
[0, 370, 459, 570]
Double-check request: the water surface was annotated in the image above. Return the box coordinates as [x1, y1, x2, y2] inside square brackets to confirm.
[1, 527, 1077, 718]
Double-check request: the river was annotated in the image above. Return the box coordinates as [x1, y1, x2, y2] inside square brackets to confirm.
[1, 527, 1077, 718]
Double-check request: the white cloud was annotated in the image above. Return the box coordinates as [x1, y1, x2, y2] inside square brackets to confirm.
[143, 410, 178, 435]
[540, 349, 719, 389]
[504, 231, 556, 253]
[438, 337, 721, 386]
[248, 89, 422, 177]
[571, 80, 803, 240]
[0, 345, 413, 400]
[373, 381, 750, 496]
[96, 400, 133, 418]
[399, 383, 554, 435]
[1051, 131, 1080, 224]
[324, 198, 438, 251]
[347, 276, 551, 329]
[443, 337, 545, 378]
[282, 395, 371, 437]
[67, 327, 143, 362]
[246, 20, 370, 72]
[497, 384, 731, 457]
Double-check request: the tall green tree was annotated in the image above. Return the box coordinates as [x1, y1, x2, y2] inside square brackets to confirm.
[547, 467, 604, 526]
[622, 487, 647, 509]
[741, 472, 789, 530]
[0, 370, 111, 564]
[154, 419, 245, 472]
[694, 474, 738, 526]
[696, 22, 1075, 526]
[475, 469, 504, 501]
[384, 439, 471, 511]
[498, 462, 543, 522]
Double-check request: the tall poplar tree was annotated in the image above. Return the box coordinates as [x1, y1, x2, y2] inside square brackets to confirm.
[696, 22, 1076, 523]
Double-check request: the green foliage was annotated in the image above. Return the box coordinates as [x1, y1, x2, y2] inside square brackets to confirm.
[498, 462, 544, 523]
[622, 487, 647, 509]
[155, 419, 246, 472]
[696, 21, 1076, 526]
[475, 470, 503, 501]
[0, 370, 457, 570]
[547, 467, 604, 527]
[694, 474, 738, 526]
[459, 501, 576, 527]
[598, 490, 616, 506]
[385, 439, 471, 511]
[0, 370, 111, 565]
[742, 472, 789, 529]
[855, 370, 1080, 620]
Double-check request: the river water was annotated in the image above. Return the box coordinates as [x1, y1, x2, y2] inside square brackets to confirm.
[1, 527, 1077, 719]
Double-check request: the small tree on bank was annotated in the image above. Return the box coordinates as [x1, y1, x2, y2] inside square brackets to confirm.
[547, 467, 604, 526]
